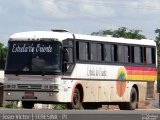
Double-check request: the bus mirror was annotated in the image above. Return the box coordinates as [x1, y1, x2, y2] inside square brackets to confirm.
[63, 48, 69, 63]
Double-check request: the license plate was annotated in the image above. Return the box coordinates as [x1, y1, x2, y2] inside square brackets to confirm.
[25, 91, 34, 97]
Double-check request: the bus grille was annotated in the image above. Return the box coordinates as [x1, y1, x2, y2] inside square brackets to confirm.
[17, 84, 42, 89]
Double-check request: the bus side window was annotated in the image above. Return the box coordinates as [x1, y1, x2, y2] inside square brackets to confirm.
[77, 41, 89, 61]
[90, 43, 97, 61]
[104, 44, 111, 62]
[134, 46, 141, 63]
[97, 43, 103, 61]
[146, 47, 152, 64]
[123, 45, 130, 63]
[118, 45, 124, 63]
[117, 45, 130, 63]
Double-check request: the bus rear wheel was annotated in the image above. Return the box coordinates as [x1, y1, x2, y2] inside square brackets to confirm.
[119, 87, 138, 110]
[67, 88, 83, 109]
[22, 101, 34, 109]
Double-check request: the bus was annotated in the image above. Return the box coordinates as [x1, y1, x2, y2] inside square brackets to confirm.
[4, 29, 157, 110]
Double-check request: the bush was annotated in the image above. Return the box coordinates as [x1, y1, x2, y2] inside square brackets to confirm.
[52, 104, 67, 110]
[4, 101, 18, 108]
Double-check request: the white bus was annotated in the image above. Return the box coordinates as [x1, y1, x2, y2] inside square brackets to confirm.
[4, 30, 157, 110]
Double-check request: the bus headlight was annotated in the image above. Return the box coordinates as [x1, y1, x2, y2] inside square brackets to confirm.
[48, 93, 54, 96]
[6, 92, 11, 96]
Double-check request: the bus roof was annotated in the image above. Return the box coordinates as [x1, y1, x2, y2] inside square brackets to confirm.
[74, 34, 156, 46]
[10, 31, 73, 41]
[9, 31, 156, 46]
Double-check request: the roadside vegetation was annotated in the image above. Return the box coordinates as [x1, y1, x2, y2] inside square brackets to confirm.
[3, 101, 19, 109]
[52, 104, 67, 110]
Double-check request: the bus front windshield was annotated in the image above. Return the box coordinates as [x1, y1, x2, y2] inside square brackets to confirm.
[5, 41, 62, 75]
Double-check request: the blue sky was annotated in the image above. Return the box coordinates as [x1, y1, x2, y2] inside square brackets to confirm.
[0, 0, 160, 46]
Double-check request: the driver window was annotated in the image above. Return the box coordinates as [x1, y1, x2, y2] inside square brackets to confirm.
[62, 40, 74, 73]
[63, 47, 69, 63]
[63, 47, 73, 64]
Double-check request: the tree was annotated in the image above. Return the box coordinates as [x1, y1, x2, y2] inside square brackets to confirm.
[155, 29, 160, 65]
[91, 27, 146, 39]
[0, 42, 7, 69]
[155, 29, 160, 93]
[91, 29, 113, 36]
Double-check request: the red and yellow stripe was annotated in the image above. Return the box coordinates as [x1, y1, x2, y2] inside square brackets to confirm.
[125, 66, 157, 81]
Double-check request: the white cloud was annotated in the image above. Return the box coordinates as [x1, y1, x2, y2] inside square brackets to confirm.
[138, 0, 160, 8]
[18, 0, 115, 19]
[12, 0, 160, 21]
[33, 0, 160, 21]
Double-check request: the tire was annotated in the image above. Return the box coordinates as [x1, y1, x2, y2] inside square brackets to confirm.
[83, 103, 100, 109]
[119, 87, 138, 110]
[22, 101, 34, 109]
[67, 88, 83, 109]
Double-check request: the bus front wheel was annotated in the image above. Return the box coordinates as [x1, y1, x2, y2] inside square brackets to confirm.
[22, 101, 34, 109]
[119, 87, 138, 110]
[67, 88, 83, 109]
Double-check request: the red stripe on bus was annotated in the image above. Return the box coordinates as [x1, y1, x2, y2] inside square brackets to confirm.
[125, 66, 157, 71]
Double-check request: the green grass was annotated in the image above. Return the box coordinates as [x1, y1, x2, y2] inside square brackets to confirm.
[3, 101, 19, 109]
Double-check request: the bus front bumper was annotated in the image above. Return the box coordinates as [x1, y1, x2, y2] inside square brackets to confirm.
[4, 91, 63, 102]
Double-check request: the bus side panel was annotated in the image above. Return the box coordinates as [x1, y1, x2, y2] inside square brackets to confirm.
[82, 81, 99, 102]
[81, 80, 112, 102]
[98, 81, 111, 102]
